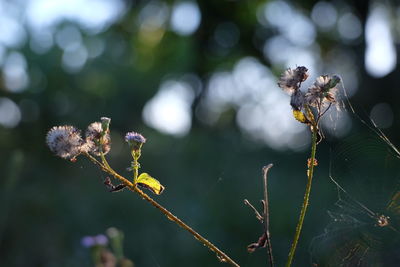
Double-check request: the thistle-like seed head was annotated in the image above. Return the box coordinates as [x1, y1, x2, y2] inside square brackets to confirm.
[305, 75, 339, 108]
[46, 126, 84, 159]
[278, 66, 309, 95]
[85, 122, 111, 156]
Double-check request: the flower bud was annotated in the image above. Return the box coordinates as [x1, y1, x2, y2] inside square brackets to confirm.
[328, 75, 341, 89]
[125, 131, 146, 151]
[101, 117, 111, 134]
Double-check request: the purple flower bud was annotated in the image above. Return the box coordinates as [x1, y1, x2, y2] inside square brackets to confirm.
[81, 236, 95, 248]
[81, 234, 108, 248]
[95, 234, 108, 246]
[125, 131, 146, 151]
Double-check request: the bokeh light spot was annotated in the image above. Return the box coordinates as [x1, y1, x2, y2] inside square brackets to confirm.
[263, 1, 316, 47]
[29, 30, 54, 54]
[170, 1, 201, 36]
[0, 97, 21, 128]
[199, 57, 310, 151]
[337, 13, 362, 41]
[143, 80, 195, 137]
[311, 1, 337, 30]
[62, 44, 88, 73]
[0, 12, 26, 48]
[26, 0, 126, 34]
[55, 25, 82, 51]
[2, 51, 29, 92]
[365, 4, 396, 78]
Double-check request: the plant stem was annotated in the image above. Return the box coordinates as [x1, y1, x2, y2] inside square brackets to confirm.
[262, 165, 274, 267]
[285, 125, 318, 267]
[131, 151, 139, 183]
[89, 153, 240, 267]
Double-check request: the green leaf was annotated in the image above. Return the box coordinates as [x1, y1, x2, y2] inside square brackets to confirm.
[136, 173, 165, 195]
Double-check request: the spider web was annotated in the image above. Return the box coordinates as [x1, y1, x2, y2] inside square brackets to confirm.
[310, 104, 400, 267]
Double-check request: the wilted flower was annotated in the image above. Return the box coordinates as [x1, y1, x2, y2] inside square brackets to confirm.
[125, 132, 146, 151]
[290, 90, 305, 111]
[278, 66, 309, 95]
[305, 75, 339, 108]
[85, 122, 111, 156]
[46, 126, 84, 159]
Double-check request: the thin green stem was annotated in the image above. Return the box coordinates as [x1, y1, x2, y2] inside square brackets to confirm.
[88, 153, 240, 267]
[131, 151, 139, 183]
[285, 125, 318, 267]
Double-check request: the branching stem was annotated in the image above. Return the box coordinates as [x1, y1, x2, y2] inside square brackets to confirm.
[86, 152, 240, 267]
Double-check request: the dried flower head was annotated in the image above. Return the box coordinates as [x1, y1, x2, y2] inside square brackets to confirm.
[305, 75, 339, 108]
[125, 131, 146, 151]
[85, 122, 111, 156]
[278, 66, 309, 95]
[290, 90, 305, 111]
[46, 126, 84, 159]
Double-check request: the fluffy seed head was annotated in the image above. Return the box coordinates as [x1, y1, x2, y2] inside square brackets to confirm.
[46, 126, 84, 159]
[305, 75, 339, 108]
[85, 122, 111, 156]
[314, 75, 331, 91]
[278, 66, 309, 95]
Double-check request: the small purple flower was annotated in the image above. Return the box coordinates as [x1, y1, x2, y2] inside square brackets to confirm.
[94, 234, 108, 246]
[125, 131, 146, 151]
[81, 234, 108, 248]
[81, 236, 95, 248]
[125, 132, 146, 143]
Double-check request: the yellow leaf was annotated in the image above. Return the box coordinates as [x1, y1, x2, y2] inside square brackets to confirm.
[136, 173, 165, 195]
[292, 110, 307, 123]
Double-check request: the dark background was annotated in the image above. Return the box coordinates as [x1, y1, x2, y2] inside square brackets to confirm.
[1, 0, 400, 266]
